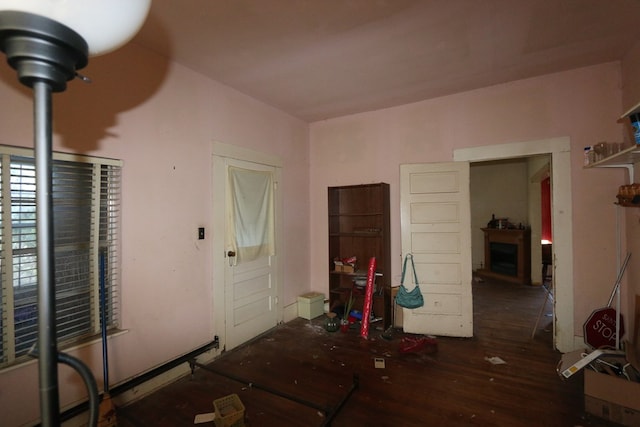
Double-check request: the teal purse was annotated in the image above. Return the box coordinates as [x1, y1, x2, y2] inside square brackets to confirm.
[395, 254, 424, 309]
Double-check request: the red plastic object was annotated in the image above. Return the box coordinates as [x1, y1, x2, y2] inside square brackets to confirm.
[359, 257, 377, 339]
[399, 336, 438, 354]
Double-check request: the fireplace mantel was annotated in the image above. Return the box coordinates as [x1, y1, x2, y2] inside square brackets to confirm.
[477, 228, 531, 285]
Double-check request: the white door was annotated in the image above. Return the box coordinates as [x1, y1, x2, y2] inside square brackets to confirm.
[212, 149, 281, 352]
[400, 162, 473, 337]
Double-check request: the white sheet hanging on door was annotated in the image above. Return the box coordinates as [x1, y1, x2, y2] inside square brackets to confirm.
[226, 166, 275, 263]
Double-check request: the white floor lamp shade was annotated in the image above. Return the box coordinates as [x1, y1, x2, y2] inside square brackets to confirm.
[0, 0, 151, 56]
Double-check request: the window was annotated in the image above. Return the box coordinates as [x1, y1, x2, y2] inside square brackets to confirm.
[0, 146, 121, 368]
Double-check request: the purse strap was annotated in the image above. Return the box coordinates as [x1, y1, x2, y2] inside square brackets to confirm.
[400, 253, 419, 288]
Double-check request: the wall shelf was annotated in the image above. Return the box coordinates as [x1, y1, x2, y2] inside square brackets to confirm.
[621, 100, 640, 119]
[584, 144, 640, 182]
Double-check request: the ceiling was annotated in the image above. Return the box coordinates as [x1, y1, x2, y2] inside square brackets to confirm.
[132, 0, 640, 123]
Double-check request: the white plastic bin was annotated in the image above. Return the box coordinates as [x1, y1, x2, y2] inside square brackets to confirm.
[297, 292, 325, 320]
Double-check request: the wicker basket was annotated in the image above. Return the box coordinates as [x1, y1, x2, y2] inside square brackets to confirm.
[213, 394, 245, 427]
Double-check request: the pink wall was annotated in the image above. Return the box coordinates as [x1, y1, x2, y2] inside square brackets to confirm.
[0, 43, 310, 426]
[621, 41, 640, 336]
[309, 62, 626, 344]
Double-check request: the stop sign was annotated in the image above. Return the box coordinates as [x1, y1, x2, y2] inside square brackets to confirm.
[583, 307, 624, 349]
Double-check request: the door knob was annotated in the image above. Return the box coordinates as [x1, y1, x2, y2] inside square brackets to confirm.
[227, 250, 236, 266]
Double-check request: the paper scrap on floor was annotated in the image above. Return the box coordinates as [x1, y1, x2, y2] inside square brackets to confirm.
[485, 356, 507, 365]
[194, 412, 216, 424]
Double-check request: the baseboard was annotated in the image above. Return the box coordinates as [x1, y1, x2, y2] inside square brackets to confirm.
[62, 346, 220, 427]
[283, 301, 299, 323]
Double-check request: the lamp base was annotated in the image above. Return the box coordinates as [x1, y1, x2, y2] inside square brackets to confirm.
[0, 11, 88, 92]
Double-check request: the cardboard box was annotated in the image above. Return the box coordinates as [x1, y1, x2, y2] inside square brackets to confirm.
[334, 264, 356, 273]
[585, 395, 640, 426]
[297, 292, 325, 320]
[582, 295, 640, 426]
[584, 369, 640, 426]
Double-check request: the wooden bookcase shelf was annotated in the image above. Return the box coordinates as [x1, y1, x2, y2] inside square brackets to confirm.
[328, 183, 391, 329]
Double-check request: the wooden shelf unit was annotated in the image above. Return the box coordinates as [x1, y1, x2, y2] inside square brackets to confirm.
[328, 183, 391, 329]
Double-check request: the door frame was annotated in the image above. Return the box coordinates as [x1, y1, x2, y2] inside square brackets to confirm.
[211, 141, 284, 351]
[454, 137, 575, 352]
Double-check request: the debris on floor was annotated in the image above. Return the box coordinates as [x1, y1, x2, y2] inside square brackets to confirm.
[381, 326, 394, 341]
[399, 335, 438, 354]
[485, 356, 507, 365]
[193, 412, 215, 424]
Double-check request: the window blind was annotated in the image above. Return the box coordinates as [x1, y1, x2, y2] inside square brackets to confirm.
[0, 147, 121, 367]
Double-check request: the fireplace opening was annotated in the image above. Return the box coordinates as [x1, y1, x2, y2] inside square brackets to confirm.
[480, 227, 531, 285]
[490, 242, 518, 276]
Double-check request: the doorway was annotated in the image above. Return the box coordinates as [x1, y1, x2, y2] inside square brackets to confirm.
[212, 142, 284, 352]
[470, 155, 550, 285]
[454, 137, 574, 352]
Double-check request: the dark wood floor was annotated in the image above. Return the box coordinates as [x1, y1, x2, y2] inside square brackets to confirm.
[116, 279, 617, 427]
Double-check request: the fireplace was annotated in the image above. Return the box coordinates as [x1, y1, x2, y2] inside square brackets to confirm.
[478, 228, 531, 285]
[490, 242, 518, 276]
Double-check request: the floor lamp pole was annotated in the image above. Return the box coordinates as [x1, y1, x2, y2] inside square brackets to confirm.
[33, 79, 59, 426]
[0, 12, 98, 427]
